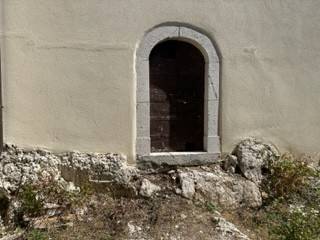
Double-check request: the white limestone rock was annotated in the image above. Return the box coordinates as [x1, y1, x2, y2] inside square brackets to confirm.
[178, 169, 262, 209]
[213, 217, 250, 240]
[0, 145, 62, 193]
[60, 151, 139, 185]
[178, 172, 196, 199]
[231, 138, 280, 184]
[139, 179, 161, 198]
[223, 154, 238, 173]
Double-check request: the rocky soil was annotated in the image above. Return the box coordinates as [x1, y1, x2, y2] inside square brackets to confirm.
[0, 138, 318, 240]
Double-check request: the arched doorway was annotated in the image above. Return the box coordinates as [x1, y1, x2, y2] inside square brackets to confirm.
[149, 40, 205, 152]
[136, 25, 220, 166]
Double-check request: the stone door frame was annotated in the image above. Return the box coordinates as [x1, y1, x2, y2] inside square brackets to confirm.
[135, 25, 220, 166]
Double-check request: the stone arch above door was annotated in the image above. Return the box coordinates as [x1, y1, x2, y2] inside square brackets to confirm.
[136, 25, 220, 166]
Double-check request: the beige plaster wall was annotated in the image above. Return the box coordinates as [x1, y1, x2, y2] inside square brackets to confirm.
[1, 0, 320, 160]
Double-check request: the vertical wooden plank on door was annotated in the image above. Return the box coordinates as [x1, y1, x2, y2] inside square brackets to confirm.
[149, 40, 205, 152]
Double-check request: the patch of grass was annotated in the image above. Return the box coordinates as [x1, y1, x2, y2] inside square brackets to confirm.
[18, 185, 43, 217]
[13, 179, 96, 229]
[269, 205, 320, 240]
[259, 153, 320, 240]
[26, 229, 49, 240]
[38, 180, 94, 209]
[206, 201, 218, 213]
[263, 153, 317, 201]
[43, 182, 79, 206]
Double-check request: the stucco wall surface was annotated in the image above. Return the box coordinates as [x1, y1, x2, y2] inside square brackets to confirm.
[1, 0, 320, 161]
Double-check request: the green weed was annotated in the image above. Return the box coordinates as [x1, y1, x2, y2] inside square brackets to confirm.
[261, 153, 320, 239]
[18, 185, 43, 217]
[26, 229, 49, 240]
[263, 153, 317, 200]
[269, 206, 320, 240]
[206, 201, 218, 213]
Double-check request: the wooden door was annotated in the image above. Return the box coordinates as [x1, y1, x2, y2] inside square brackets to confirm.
[149, 40, 205, 152]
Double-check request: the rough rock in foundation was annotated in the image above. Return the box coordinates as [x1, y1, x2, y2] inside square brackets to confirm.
[60, 151, 138, 185]
[0, 145, 62, 193]
[0, 145, 138, 195]
[228, 138, 280, 184]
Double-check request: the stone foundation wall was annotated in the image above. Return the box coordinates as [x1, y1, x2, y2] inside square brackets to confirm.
[0, 144, 137, 194]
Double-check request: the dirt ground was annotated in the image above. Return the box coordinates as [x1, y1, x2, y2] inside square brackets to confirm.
[6, 172, 260, 240]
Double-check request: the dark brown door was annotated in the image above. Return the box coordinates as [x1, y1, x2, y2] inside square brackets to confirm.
[150, 40, 205, 152]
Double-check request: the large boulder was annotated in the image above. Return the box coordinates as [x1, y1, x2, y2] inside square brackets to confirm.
[177, 168, 262, 209]
[228, 138, 280, 184]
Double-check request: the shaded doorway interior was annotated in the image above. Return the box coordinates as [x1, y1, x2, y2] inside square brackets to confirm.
[149, 40, 205, 152]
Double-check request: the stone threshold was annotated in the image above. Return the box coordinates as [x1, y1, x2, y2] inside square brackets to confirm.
[137, 152, 220, 167]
